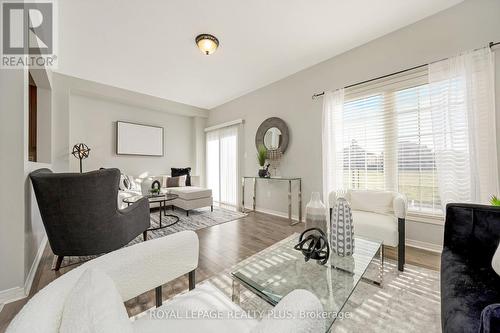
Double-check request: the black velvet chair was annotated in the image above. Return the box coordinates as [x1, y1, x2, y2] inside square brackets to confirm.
[30, 168, 150, 270]
[441, 203, 500, 333]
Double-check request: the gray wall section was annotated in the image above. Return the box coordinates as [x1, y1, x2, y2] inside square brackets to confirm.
[69, 94, 195, 176]
[0, 69, 27, 292]
[208, 0, 500, 248]
[0, 67, 51, 297]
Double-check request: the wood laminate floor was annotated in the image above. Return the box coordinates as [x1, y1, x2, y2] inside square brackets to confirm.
[0, 211, 441, 332]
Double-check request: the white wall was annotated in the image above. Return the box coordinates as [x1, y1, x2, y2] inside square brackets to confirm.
[69, 94, 195, 176]
[0, 69, 27, 300]
[208, 0, 500, 250]
[192, 117, 207, 186]
[24, 71, 52, 292]
[24, 162, 49, 283]
[0, 67, 50, 303]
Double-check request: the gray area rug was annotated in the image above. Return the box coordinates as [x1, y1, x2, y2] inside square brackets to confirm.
[55, 206, 246, 269]
[204, 239, 441, 333]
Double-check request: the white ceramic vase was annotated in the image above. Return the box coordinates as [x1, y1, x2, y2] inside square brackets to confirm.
[331, 197, 355, 256]
[305, 192, 327, 235]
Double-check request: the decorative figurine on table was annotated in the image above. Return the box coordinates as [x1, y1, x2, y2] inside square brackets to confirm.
[149, 180, 162, 196]
[294, 228, 330, 265]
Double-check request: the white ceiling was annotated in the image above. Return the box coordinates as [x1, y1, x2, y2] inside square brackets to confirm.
[56, 0, 463, 109]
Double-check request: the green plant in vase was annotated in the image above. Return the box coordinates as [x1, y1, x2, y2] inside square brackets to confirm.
[257, 144, 269, 178]
[490, 195, 500, 206]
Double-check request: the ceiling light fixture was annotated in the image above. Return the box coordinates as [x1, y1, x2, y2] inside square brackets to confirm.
[195, 34, 219, 55]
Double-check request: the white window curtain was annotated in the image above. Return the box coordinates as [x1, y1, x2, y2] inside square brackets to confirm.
[322, 89, 344, 208]
[428, 47, 498, 206]
[206, 126, 239, 206]
[206, 130, 220, 202]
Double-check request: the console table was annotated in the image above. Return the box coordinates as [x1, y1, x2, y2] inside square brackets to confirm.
[241, 176, 302, 225]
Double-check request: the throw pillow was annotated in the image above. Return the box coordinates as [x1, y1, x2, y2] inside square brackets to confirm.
[350, 190, 394, 215]
[171, 167, 191, 186]
[119, 174, 131, 191]
[166, 175, 187, 188]
[493, 243, 500, 276]
[60, 268, 133, 333]
[126, 175, 140, 191]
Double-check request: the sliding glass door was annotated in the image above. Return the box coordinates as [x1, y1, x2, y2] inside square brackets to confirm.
[206, 126, 238, 206]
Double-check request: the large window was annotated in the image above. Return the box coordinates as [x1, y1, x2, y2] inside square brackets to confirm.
[339, 68, 441, 215]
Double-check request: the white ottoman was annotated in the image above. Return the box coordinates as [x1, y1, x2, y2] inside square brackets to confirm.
[168, 186, 213, 216]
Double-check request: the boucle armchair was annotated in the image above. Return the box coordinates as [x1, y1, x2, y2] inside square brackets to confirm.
[7, 231, 325, 333]
[329, 189, 407, 271]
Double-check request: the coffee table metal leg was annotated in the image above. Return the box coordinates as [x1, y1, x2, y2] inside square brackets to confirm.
[379, 245, 384, 286]
[232, 279, 241, 304]
[159, 201, 162, 226]
[358, 244, 384, 287]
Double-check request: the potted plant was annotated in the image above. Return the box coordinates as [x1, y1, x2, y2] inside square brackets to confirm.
[257, 144, 269, 178]
[491, 195, 500, 206]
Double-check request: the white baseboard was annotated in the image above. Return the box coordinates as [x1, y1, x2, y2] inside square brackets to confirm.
[248, 206, 304, 223]
[0, 235, 47, 307]
[406, 238, 442, 253]
[24, 235, 47, 296]
[0, 287, 26, 306]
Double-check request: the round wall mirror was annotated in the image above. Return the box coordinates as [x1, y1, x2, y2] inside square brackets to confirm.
[264, 127, 282, 150]
[255, 117, 289, 153]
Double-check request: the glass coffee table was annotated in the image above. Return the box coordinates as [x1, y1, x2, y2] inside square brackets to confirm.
[231, 233, 383, 331]
[123, 193, 179, 233]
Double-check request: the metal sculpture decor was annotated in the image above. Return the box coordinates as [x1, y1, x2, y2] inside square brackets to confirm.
[294, 228, 330, 265]
[150, 180, 161, 196]
[71, 143, 91, 173]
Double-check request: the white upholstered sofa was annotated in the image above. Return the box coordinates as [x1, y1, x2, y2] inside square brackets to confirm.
[118, 175, 213, 216]
[329, 190, 407, 271]
[7, 231, 324, 333]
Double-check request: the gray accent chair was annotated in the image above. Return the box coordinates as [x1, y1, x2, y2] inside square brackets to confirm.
[30, 168, 150, 271]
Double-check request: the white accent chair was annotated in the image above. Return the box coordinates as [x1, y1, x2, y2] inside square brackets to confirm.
[7, 231, 324, 333]
[329, 190, 407, 271]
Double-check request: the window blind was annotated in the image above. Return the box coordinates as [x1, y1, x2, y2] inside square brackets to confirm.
[338, 67, 441, 214]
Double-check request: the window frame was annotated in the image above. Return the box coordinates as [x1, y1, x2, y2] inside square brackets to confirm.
[341, 66, 443, 218]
